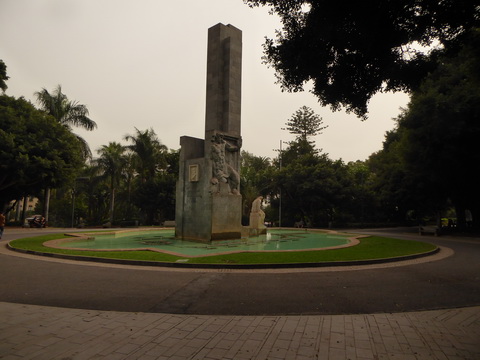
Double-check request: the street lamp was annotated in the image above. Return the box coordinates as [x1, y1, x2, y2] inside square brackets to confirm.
[71, 187, 76, 228]
[274, 140, 287, 228]
[279, 140, 282, 228]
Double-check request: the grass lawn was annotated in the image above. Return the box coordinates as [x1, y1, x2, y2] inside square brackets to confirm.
[8, 233, 437, 265]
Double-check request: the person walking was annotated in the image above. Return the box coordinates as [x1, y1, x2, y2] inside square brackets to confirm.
[0, 212, 5, 239]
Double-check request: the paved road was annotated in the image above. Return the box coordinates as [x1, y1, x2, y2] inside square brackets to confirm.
[1, 227, 479, 316]
[1, 227, 479, 359]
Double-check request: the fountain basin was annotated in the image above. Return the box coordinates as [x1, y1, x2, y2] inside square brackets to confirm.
[48, 228, 359, 257]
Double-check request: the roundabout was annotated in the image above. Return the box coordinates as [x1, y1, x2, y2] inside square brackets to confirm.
[0, 227, 478, 315]
[7, 228, 438, 269]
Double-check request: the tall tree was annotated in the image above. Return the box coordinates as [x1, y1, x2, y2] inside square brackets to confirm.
[124, 128, 167, 182]
[284, 106, 328, 142]
[35, 85, 97, 159]
[120, 152, 138, 220]
[245, 0, 479, 117]
[275, 149, 352, 227]
[367, 126, 413, 223]
[365, 29, 480, 229]
[0, 59, 8, 92]
[124, 128, 170, 225]
[95, 142, 127, 225]
[80, 164, 110, 225]
[35, 85, 97, 222]
[0, 95, 83, 209]
[399, 28, 480, 228]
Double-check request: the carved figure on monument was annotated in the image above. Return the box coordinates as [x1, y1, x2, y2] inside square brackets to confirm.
[210, 133, 240, 194]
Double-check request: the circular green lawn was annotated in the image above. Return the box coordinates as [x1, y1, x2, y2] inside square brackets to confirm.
[8, 231, 438, 268]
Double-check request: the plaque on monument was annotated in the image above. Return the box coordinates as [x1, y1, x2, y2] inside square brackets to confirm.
[189, 164, 199, 182]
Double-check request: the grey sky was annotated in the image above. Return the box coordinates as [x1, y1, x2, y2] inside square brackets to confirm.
[0, 0, 409, 162]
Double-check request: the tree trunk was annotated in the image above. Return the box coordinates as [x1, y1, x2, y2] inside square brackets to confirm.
[109, 187, 115, 226]
[15, 199, 22, 222]
[43, 188, 50, 225]
[21, 197, 28, 224]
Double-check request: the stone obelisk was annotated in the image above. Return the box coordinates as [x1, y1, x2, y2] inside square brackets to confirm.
[175, 24, 243, 241]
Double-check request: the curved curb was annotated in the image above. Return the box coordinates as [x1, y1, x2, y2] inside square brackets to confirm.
[6, 242, 440, 269]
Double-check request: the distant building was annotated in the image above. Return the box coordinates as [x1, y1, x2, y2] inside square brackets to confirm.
[9, 196, 39, 221]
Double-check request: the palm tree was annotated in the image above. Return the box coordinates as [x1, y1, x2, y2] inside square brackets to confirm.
[95, 142, 127, 226]
[35, 85, 97, 159]
[120, 152, 137, 220]
[124, 128, 169, 225]
[35, 85, 97, 222]
[124, 128, 167, 182]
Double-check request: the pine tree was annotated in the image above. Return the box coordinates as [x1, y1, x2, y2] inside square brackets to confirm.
[284, 106, 328, 141]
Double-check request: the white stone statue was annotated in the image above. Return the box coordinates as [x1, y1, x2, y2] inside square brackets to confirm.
[249, 196, 266, 232]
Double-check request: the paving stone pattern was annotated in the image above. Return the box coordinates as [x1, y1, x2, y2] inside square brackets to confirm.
[1, 302, 479, 360]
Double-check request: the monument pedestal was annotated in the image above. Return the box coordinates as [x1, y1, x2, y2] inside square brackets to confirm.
[211, 193, 242, 240]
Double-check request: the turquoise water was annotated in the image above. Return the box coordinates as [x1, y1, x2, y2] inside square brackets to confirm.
[59, 229, 350, 257]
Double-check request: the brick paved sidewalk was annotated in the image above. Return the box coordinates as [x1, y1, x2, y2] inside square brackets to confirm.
[1, 302, 478, 360]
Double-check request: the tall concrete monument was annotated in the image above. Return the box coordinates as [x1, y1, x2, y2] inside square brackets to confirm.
[175, 23, 243, 241]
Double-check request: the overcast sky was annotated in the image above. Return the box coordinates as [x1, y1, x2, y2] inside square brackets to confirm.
[0, 0, 410, 162]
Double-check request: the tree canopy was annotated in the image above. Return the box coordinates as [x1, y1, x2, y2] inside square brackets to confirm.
[401, 28, 480, 224]
[35, 85, 97, 159]
[124, 128, 173, 225]
[124, 127, 167, 182]
[245, 0, 480, 117]
[95, 142, 127, 224]
[367, 29, 480, 227]
[0, 95, 83, 208]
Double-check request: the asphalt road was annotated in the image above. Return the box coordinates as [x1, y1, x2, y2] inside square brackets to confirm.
[1, 227, 479, 315]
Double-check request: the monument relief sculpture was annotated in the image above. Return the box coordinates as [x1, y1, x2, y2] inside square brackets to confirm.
[210, 133, 240, 194]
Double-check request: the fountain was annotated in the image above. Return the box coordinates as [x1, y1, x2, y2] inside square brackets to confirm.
[51, 25, 358, 258]
[53, 229, 354, 257]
